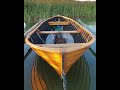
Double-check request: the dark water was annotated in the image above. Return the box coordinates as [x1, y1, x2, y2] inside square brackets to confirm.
[24, 19, 96, 90]
[79, 20, 96, 90]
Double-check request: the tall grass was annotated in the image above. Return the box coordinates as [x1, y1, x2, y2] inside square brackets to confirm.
[24, 0, 96, 30]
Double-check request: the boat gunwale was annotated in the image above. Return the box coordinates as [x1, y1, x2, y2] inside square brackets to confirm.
[25, 15, 95, 53]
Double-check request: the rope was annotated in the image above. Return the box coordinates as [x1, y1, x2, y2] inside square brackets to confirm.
[62, 51, 67, 90]
[62, 72, 67, 90]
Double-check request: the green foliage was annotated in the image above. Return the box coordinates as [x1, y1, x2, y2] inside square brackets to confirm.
[24, 0, 96, 30]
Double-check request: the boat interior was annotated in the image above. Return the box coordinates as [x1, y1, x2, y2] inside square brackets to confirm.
[28, 16, 92, 45]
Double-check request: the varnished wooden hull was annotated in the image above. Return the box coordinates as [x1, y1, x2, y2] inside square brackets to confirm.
[30, 45, 90, 77]
[64, 46, 90, 74]
[31, 47, 62, 76]
[25, 15, 95, 77]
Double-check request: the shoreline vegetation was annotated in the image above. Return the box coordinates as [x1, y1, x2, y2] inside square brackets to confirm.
[24, 0, 96, 30]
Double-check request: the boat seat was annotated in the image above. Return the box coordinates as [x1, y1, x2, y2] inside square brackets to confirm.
[48, 21, 70, 25]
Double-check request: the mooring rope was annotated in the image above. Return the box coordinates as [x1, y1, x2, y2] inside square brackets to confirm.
[62, 50, 67, 90]
[62, 72, 67, 90]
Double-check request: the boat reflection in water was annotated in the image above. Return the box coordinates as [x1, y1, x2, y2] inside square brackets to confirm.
[32, 55, 90, 90]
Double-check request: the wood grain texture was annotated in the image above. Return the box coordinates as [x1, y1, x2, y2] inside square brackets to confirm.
[48, 21, 70, 25]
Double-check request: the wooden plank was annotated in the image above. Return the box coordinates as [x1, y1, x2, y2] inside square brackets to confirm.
[37, 30, 80, 34]
[36, 43, 86, 48]
[48, 21, 70, 25]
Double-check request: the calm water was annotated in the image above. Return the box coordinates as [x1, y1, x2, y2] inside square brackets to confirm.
[24, 19, 96, 90]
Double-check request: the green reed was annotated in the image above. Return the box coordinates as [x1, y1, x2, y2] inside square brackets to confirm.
[24, 0, 96, 30]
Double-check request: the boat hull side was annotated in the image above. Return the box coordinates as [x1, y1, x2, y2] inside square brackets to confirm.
[64, 46, 90, 73]
[30, 46, 90, 76]
[31, 47, 62, 77]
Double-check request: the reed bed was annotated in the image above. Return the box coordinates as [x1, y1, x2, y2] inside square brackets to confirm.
[24, 0, 96, 30]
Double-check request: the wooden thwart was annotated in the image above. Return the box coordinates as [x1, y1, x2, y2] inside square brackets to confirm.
[36, 43, 87, 48]
[48, 21, 70, 25]
[37, 31, 80, 34]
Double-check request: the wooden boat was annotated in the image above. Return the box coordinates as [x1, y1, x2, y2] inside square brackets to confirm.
[25, 15, 95, 78]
